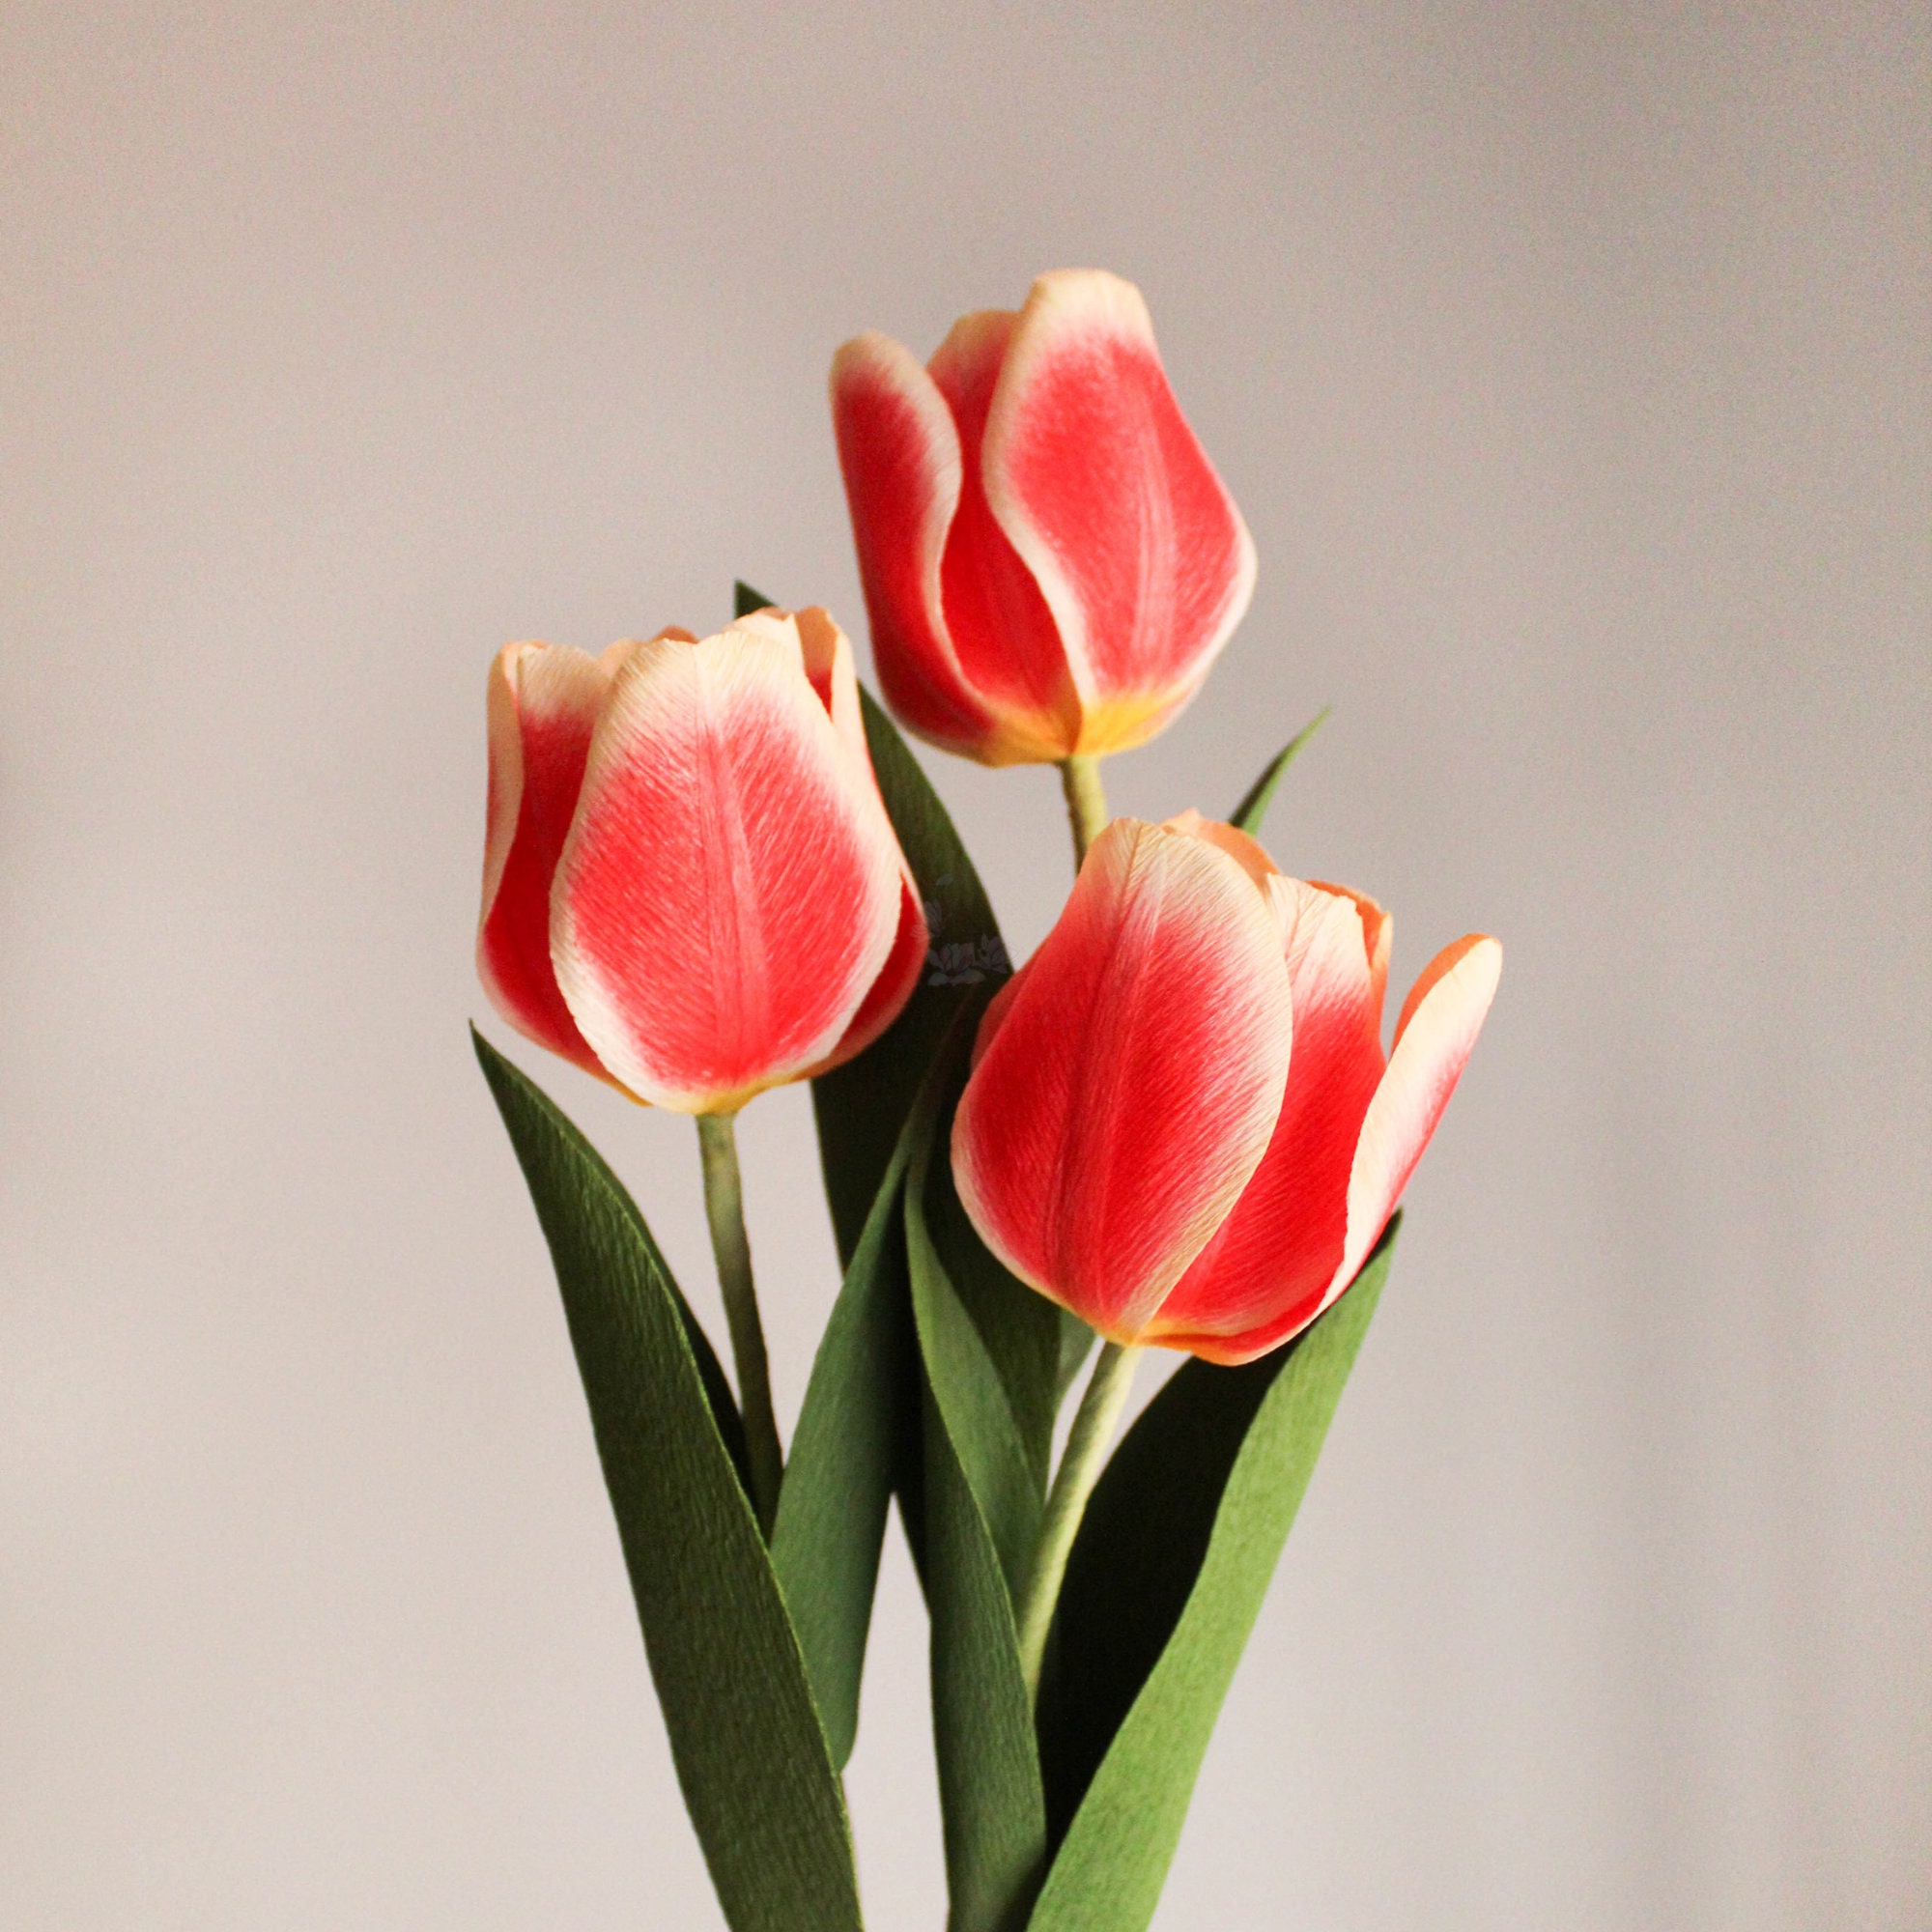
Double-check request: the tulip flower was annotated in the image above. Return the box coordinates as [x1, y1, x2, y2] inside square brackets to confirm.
[478, 605, 929, 1532]
[952, 812, 1499, 1366]
[476, 607, 927, 1115]
[830, 270, 1257, 773]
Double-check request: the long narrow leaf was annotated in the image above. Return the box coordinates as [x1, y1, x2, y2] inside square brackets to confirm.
[475, 1032, 863, 1932]
[1029, 1223, 1397, 1932]
[1229, 706, 1330, 836]
[813, 686, 1005, 1265]
[906, 1061, 1047, 1932]
[769, 1108, 920, 1770]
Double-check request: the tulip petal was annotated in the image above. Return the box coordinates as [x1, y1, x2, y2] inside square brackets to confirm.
[476, 640, 619, 1080]
[1149, 880, 1386, 1359]
[831, 333, 997, 753]
[952, 819, 1293, 1343]
[1335, 934, 1501, 1295]
[926, 311, 1082, 760]
[552, 621, 906, 1113]
[789, 606, 930, 1076]
[1161, 926, 1498, 1365]
[981, 270, 1258, 755]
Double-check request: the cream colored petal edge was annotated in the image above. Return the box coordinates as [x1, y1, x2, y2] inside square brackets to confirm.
[829, 332, 981, 714]
[1329, 934, 1502, 1305]
[979, 270, 1259, 721]
[977, 271, 1150, 709]
[478, 641, 611, 929]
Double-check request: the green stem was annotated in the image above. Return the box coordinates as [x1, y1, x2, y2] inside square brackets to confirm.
[696, 1110, 783, 1535]
[1058, 754, 1110, 871]
[1015, 1339, 1141, 1703]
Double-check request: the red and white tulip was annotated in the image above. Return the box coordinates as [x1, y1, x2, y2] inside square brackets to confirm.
[477, 608, 926, 1114]
[952, 812, 1499, 1362]
[831, 270, 1257, 767]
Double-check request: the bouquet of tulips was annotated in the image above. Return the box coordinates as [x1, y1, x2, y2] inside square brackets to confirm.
[472, 270, 1499, 1932]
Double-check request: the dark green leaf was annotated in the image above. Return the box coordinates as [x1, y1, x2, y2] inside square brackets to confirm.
[768, 1106, 921, 1772]
[813, 687, 1005, 1265]
[474, 1032, 862, 1932]
[919, 1129, 1074, 1495]
[905, 1061, 1048, 1932]
[734, 579, 776, 618]
[1229, 706, 1330, 836]
[906, 1087, 1042, 1600]
[1029, 1222, 1397, 1932]
[811, 689, 1012, 1595]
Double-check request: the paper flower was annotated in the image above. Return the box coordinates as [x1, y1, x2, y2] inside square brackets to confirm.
[832, 270, 1256, 766]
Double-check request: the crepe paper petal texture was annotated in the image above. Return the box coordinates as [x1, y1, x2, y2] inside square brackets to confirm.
[476, 610, 926, 1114]
[831, 269, 1257, 767]
[477, 639, 627, 1080]
[951, 816, 1293, 1345]
[952, 811, 1499, 1364]
[550, 609, 925, 1113]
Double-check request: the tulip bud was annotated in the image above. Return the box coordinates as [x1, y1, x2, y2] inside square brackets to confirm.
[952, 813, 1499, 1362]
[477, 609, 926, 1114]
[831, 270, 1257, 767]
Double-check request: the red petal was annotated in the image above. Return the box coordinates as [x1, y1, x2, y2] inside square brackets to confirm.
[1149, 879, 1386, 1358]
[830, 333, 997, 756]
[1161, 925, 1499, 1365]
[951, 818, 1293, 1342]
[1336, 934, 1501, 1293]
[926, 312, 1081, 761]
[551, 618, 907, 1113]
[475, 641, 619, 1081]
[808, 871, 929, 1077]
[982, 270, 1258, 754]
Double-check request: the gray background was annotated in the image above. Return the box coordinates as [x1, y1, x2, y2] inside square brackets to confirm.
[3, 4, 1925, 1927]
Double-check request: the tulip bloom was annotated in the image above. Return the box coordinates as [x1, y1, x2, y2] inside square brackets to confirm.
[831, 270, 1257, 767]
[477, 608, 926, 1115]
[952, 814, 1499, 1364]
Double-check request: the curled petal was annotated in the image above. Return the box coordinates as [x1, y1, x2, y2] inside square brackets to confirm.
[952, 818, 1293, 1343]
[981, 270, 1258, 755]
[926, 311, 1082, 760]
[476, 641, 621, 1080]
[1337, 934, 1502, 1296]
[551, 619, 907, 1113]
[830, 333, 996, 755]
[1150, 879, 1387, 1358]
[1161, 925, 1500, 1365]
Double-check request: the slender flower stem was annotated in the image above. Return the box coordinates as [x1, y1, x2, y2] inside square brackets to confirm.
[1015, 1338, 1142, 1703]
[696, 1110, 783, 1536]
[1058, 754, 1110, 871]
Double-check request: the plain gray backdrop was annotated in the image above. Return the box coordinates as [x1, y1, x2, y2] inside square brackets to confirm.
[3, 4, 1926, 1928]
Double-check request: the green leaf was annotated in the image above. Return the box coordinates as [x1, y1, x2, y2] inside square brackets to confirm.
[905, 1054, 1048, 1932]
[768, 1104, 921, 1772]
[473, 1032, 863, 1932]
[906, 1076, 1042, 1600]
[813, 686, 1005, 1266]
[1229, 706, 1330, 836]
[919, 1124, 1078, 1497]
[1029, 1222, 1397, 1932]
[734, 578, 776, 618]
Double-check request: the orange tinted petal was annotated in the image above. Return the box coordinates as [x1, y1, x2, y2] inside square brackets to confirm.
[1336, 935, 1501, 1293]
